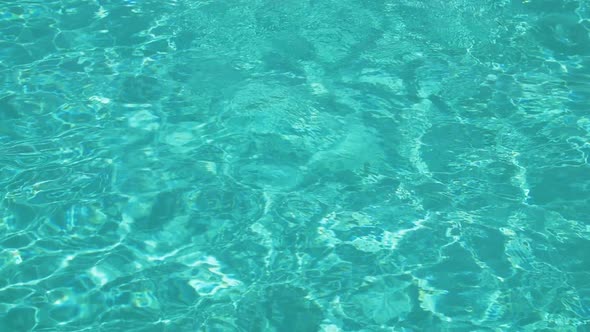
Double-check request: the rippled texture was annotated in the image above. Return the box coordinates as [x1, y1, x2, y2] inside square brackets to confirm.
[1, 0, 590, 331]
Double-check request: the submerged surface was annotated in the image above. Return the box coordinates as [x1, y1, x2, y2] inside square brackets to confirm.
[1, 0, 590, 331]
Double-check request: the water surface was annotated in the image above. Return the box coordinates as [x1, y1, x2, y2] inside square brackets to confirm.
[1, 0, 590, 331]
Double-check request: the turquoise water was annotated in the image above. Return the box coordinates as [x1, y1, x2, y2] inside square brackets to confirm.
[1, 0, 590, 331]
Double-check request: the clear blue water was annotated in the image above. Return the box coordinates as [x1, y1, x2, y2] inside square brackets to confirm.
[1, 0, 590, 331]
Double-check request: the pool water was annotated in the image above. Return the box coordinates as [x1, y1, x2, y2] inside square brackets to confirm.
[1, 0, 590, 331]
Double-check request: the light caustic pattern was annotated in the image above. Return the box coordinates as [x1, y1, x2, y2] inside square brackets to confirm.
[1, 0, 590, 331]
